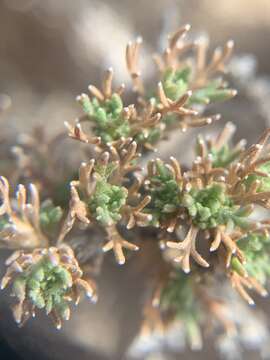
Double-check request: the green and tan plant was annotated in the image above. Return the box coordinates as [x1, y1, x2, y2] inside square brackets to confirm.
[0, 23, 270, 358]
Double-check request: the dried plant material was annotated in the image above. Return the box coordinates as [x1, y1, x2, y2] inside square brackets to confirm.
[102, 225, 139, 265]
[166, 225, 209, 273]
[64, 119, 101, 145]
[10, 126, 78, 204]
[0, 177, 49, 249]
[122, 195, 152, 229]
[126, 37, 144, 94]
[1, 245, 96, 328]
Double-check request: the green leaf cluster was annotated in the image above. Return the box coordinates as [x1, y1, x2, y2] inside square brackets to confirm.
[162, 67, 190, 101]
[13, 257, 72, 319]
[39, 201, 63, 232]
[182, 183, 250, 230]
[145, 67, 235, 138]
[190, 78, 235, 105]
[88, 175, 128, 227]
[233, 233, 270, 285]
[80, 93, 131, 143]
[147, 161, 181, 226]
[161, 67, 234, 105]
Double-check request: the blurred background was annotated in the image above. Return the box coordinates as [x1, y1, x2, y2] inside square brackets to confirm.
[0, 0, 270, 359]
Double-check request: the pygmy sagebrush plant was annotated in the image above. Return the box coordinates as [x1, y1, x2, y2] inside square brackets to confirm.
[1, 23, 270, 357]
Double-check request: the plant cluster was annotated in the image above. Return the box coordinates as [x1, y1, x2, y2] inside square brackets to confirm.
[1, 23, 270, 357]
